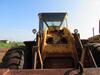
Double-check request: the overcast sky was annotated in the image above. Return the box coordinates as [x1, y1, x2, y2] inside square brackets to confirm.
[0, 0, 100, 41]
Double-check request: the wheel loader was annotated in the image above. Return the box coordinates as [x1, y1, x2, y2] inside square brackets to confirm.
[0, 13, 100, 75]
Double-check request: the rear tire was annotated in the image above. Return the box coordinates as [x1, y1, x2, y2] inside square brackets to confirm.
[2, 47, 24, 69]
[89, 43, 100, 67]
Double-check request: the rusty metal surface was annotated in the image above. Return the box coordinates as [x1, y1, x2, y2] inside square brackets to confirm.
[0, 68, 99, 75]
[88, 35, 100, 43]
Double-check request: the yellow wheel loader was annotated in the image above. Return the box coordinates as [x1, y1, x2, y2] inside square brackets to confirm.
[1, 13, 100, 75]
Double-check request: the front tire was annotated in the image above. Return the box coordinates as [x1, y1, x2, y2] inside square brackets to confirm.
[2, 47, 25, 69]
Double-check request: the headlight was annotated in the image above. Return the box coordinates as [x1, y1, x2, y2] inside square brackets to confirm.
[74, 29, 78, 34]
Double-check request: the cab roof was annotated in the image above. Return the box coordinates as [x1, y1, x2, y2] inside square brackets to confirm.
[38, 13, 67, 21]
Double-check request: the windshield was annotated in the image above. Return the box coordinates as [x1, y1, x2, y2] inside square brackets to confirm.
[43, 18, 67, 29]
[39, 13, 67, 30]
[47, 21, 61, 26]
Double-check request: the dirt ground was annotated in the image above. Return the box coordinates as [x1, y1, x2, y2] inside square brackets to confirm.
[0, 48, 8, 63]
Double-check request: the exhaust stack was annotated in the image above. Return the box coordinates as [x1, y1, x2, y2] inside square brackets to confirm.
[92, 27, 94, 37]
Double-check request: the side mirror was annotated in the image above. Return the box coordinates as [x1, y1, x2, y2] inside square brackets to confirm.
[74, 29, 78, 34]
[32, 29, 37, 34]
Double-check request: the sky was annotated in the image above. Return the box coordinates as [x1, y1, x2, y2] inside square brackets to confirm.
[0, 0, 100, 41]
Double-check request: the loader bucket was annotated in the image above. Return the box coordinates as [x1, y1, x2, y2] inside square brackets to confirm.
[0, 68, 99, 75]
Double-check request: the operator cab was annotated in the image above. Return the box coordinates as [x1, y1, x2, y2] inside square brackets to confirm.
[38, 13, 68, 31]
[38, 13, 70, 44]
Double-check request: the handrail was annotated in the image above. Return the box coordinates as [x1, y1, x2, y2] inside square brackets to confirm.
[88, 47, 97, 67]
